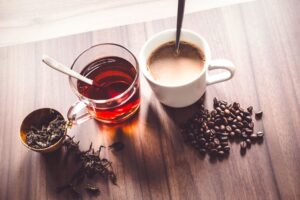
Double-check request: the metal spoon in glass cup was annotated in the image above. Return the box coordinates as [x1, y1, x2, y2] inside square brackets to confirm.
[42, 55, 99, 87]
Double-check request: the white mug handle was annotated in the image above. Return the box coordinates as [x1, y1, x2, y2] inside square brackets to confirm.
[206, 59, 235, 85]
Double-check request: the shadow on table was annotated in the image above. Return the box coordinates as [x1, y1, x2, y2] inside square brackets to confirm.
[95, 103, 172, 187]
[161, 93, 233, 163]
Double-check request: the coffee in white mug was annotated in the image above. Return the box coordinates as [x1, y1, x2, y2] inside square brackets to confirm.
[147, 41, 205, 86]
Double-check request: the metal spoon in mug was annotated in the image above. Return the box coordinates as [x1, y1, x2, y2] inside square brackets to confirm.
[175, 0, 186, 55]
[42, 55, 94, 86]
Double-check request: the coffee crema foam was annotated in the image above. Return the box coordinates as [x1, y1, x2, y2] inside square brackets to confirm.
[147, 41, 205, 86]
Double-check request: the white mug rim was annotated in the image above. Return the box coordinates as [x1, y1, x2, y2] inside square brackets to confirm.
[139, 29, 211, 88]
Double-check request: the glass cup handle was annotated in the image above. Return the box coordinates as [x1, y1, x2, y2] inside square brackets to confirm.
[206, 59, 235, 85]
[67, 101, 92, 125]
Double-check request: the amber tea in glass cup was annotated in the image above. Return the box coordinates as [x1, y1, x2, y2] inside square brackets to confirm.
[68, 44, 140, 124]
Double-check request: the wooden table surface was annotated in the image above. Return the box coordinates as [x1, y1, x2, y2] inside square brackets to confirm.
[0, 0, 299, 199]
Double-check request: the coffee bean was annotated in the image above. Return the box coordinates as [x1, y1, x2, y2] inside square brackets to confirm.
[225, 125, 232, 132]
[246, 139, 251, 147]
[220, 136, 229, 141]
[255, 111, 263, 119]
[221, 141, 228, 146]
[224, 109, 230, 115]
[240, 112, 244, 118]
[220, 125, 225, 131]
[215, 114, 221, 119]
[222, 117, 228, 125]
[235, 129, 242, 135]
[245, 116, 252, 123]
[240, 141, 247, 149]
[230, 113, 237, 118]
[227, 117, 234, 122]
[213, 138, 220, 145]
[211, 129, 216, 135]
[243, 120, 249, 127]
[242, 132, 248, 139]
[237, 116, 242, 121]
[182, 98, 260, 159]
[210, 149, 217, 154]
[250, 133, 258, 140]
[205, 143, 209, 148]
[207, 121, 214, 128]
[211, 110, 217, 116]
[257, 131, 264, 138]
[245, 128, 253, 134]
[237, 122, 244, 128]
[248, 122, 254, 129]
[213, 97, 219, 107]
[229, 131, 235, 137]
[218, 150, 225, 156]
[223, 146, 230, 152]
[214, 118, 222, 125]
[247, 106, 253, 114]
[233, 102, 240, 109]
[220, 132, 229, 136]
[216, 107, 222, 113]
[199, 138, 206, 145]
[199, 148, 206, 154]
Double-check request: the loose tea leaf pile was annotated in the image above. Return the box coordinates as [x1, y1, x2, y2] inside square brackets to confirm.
[58, 136, 119, 199]
[25, 115, 66, 149]
[181, 97, 264, 157]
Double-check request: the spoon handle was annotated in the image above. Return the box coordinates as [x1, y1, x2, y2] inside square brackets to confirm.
[175, 0, 185, 53]
[42, 55, 93, 85]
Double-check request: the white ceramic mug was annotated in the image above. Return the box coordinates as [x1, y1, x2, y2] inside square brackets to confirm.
[139, 29, 235, 108]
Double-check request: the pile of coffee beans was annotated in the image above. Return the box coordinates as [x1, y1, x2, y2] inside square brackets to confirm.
[181, 97, 264, 157]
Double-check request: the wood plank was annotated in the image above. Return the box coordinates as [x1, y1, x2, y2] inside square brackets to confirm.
[0, 0, 252, 47]
[0, 0, 299, 199]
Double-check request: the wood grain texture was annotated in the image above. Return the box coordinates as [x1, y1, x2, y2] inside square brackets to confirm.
[0, 0, 300, 199]
[0, 0, 251, 47]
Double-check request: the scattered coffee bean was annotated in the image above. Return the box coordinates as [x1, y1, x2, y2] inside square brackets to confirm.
[250, 133, 258, 140]
[220, 132, 229, 136]
[199, 148, 206, 154]
[226, 126, 232, 132]
[248, 122, 254, 129]
[245, 128, 253, 134]
[181, 98, 264, 159]
[257, 131, 264, 138]
[242, 132, 248, 139]
[223, 146, 230, 152]
[213, 138, 220, 145]
[255, 111, 263, 119]
[235, 129, 242, 135]
[224, 109, 230, 115]
[240, 141, 247, 149]
[229, 131, 235, 137]
[246, 139, 252, 147]
[218, 151, 225, 156]
[220, 125, 225, 131]
[247, 106, 253, 114]
[237, 116, 242, 121]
